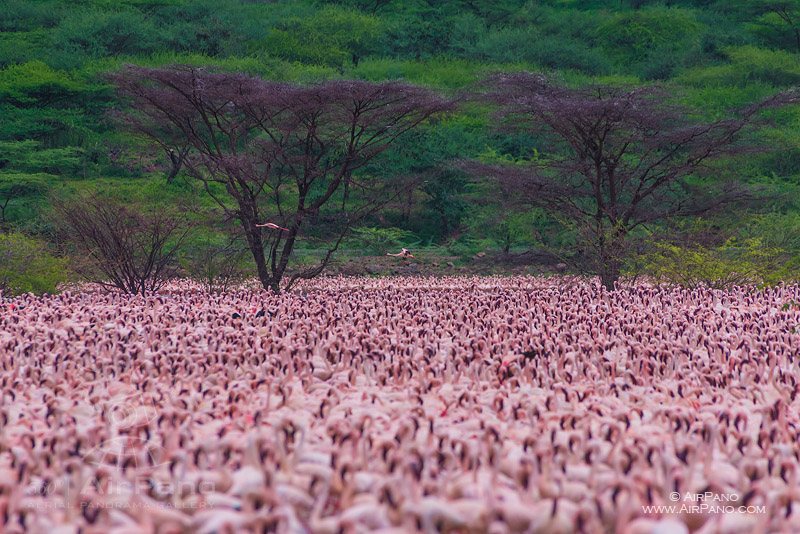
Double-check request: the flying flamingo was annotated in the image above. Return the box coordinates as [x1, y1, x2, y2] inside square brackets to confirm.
[256, 222, 290, 232]
[386, 248, 414, 258]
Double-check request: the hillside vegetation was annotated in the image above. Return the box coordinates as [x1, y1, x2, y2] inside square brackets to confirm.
[1, 0, 800, 292]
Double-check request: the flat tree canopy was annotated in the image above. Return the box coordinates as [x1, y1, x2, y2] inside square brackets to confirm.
[113, 65, 452, 291]
[466, 73, 799, 289]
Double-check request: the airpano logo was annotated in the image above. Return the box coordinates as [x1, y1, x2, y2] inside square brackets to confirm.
[641, 492, 767, 515]
[25, 389, 214, 514]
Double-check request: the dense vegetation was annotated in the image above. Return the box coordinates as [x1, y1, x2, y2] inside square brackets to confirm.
[1, 0, 800, 293]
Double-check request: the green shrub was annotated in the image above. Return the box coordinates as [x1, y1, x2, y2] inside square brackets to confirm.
[679, 46, 800, 88]
[0, 0, 63, 32]
[596, 8, 703, 58]
[0, 60, 85, 105]
[0, 172, 52, 228]
[50, 9, 162, 68]
[350, 226, 418, 255]
[636, 238, 796, 289]
[257, 6, 380, 68]
[474, 28, 612, 75]
[0, 232, 68, 295]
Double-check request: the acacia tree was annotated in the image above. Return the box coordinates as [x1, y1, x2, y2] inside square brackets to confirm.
[0, 174, 47, 231]
[466, 73, 798, 290]
[745, 0, 800, 52]
[55, 194, 188, 295]
[113, 66, 451, 292]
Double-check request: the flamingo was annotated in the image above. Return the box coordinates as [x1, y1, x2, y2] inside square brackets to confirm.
[386, 248, 414, 258]
[1, 276, 799, 532]
[256, 222, 290, 232]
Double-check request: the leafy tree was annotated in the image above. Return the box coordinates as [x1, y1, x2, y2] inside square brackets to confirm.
[744, 0, 800, 52]
[595, 7, 704, 78]
[466, 73, 799, 290]
[0, 0, 63, 32]
[382, 9, 454, 60]
[51, 9, 162, 67]
[114, 65, 451, 292]
[679, 46, 800, 88]
[0, 61, 85, 106]
[317, 0, 394, 14]
[0, 141, 82, 174]
[259, 7, 381, 68]
[0, 173, 49, 228]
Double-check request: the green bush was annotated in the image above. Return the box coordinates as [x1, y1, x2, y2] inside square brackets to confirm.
[0, 60, 85, 105]
[679, 46, 800, 87]
[50, 9, 162, 68]
[596, 7, 703, 59]
[636, 238, 796, 289]
[0, 232, 68, 295]
[257, 6, 380, 68]
[474, 28, 612, 75]
[0, 0, 63, 32]
[349, 226, 418, 255]
[592, 6, 707, 78]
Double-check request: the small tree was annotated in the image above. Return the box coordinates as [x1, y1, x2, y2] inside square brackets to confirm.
[113, 65, 451, 292]
[0, 173, 48, 230]
[744, 0, 800, 52]
[54, 194, 188, 295]
[466, 73, 798, 290]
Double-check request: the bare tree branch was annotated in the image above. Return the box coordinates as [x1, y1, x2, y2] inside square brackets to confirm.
[112, 65, 453, 292]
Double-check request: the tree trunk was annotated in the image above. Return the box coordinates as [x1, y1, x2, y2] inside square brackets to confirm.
[270, 230, 298, 293]
[600, 259, 620, 291]
[166, 148, 187, 183]
[599, 230, 625, 291]
[795, 27, 800, 53]
[0, 199, 7, 232]
[252, 244, 274, 292]
[241, 221, 275, 292]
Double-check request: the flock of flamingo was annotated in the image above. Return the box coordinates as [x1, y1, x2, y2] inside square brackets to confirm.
[1, 276, 799, 533]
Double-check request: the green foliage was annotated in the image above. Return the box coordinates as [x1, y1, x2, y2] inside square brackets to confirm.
[0, 172, 52, 227]
[0, 0, 798, 285]
[0, 1, 63, 32]
[258, 6, 380, 67]
[597, 8, 703, 59]
[180, 233, 250, 292]
[636, 238, 796, 289]
[743, 0, 800, 51]
[0, 141, 82, 174]
[0, 61, 85, 105]
[457, 7, 613, 75]
[349, 226, 418, 255]
[0, 30, 51, 68]
[50, 9, 162, 67]
[679, 46, 800, 87]
[0, 232, 68, 295]
[595, 7, 704, 78]
[351, 58, 508, 89]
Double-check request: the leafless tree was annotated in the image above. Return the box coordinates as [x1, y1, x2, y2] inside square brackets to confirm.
[465, 72, 798, 290]
[54, 194, 189, 295]
[113, 65, 452, 292]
